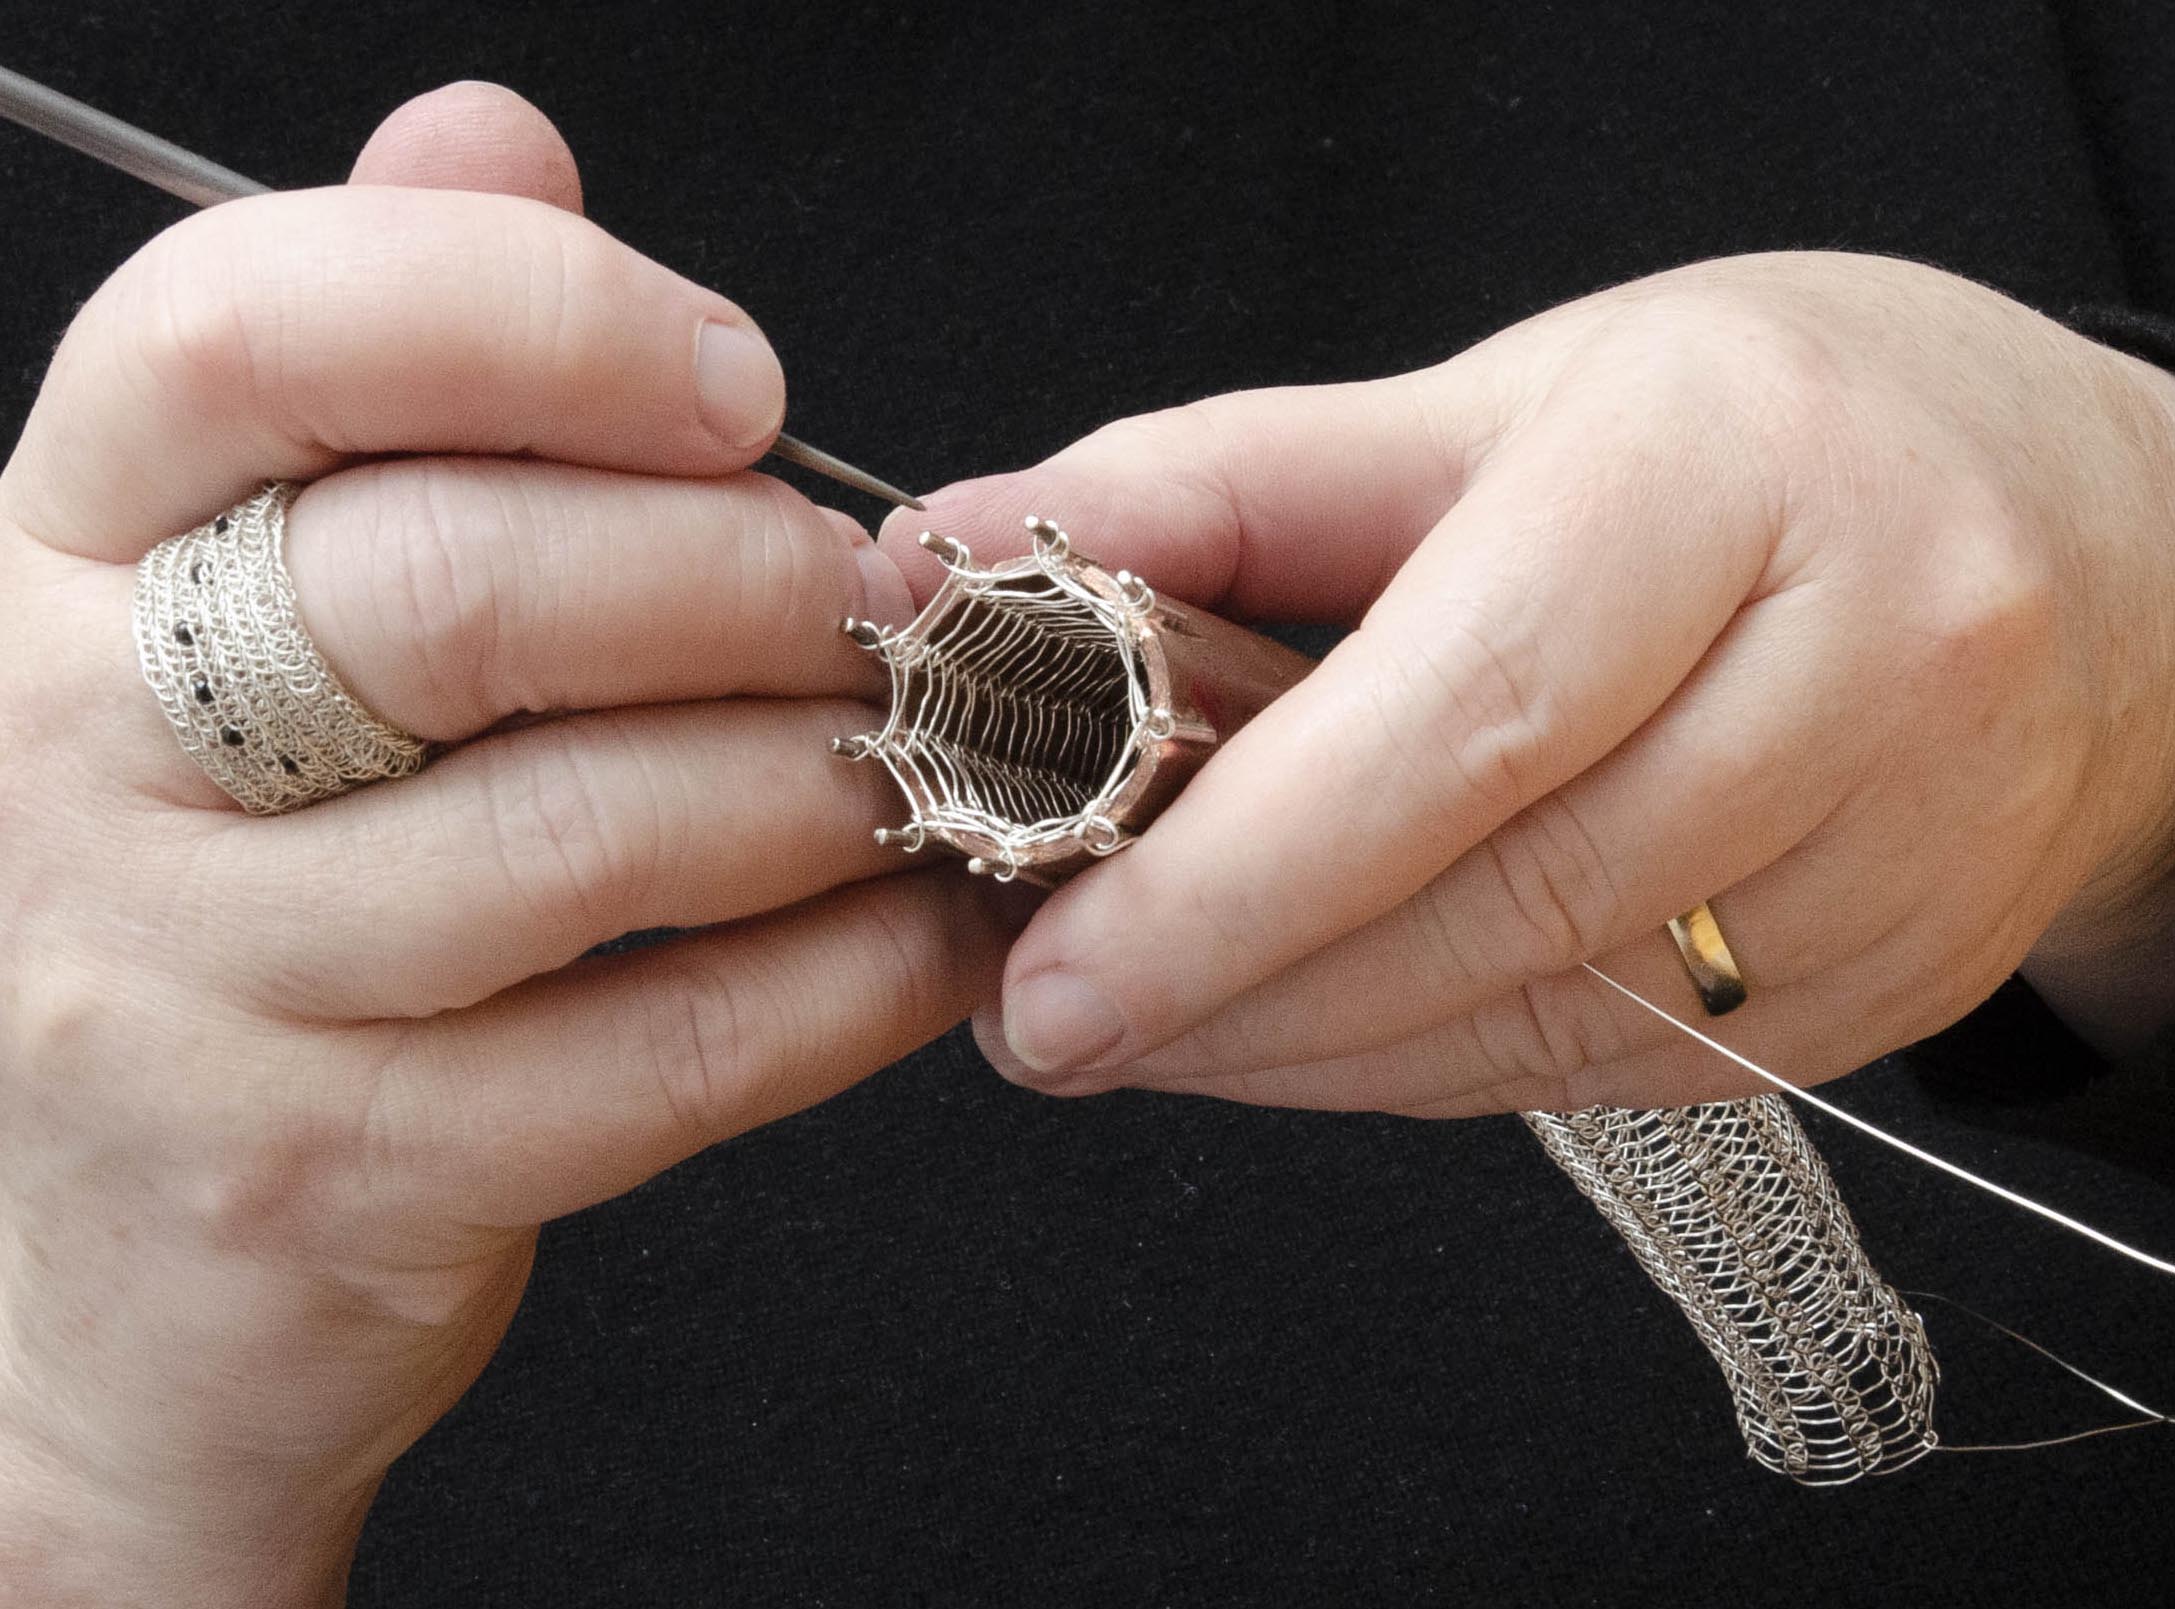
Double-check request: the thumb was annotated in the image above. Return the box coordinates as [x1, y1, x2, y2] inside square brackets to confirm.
[878, 365, 1505, 620]
[349, 80, 584, 214]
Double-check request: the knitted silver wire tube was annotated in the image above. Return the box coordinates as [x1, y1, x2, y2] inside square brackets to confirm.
[839, 519, 1940, 1480]
[133, 481, 428, 813]
[1523, 1096, 1939, 1483]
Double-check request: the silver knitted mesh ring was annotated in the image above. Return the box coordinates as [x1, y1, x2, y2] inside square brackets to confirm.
[133, 481, 429, 814]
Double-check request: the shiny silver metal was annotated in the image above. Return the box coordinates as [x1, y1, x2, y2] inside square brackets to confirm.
[0, 63, 268, 206]
[843, 515, 1937, 1481]
[765, 434, 924, 511]
[1524, 1098, 1938, 1482]
[835, 515, 1313, 885]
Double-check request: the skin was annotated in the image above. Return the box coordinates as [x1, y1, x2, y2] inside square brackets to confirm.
[876, 256, 2175, 1113]
[0, 85, 1013, 1603]
[6, 77, 2175, 1608]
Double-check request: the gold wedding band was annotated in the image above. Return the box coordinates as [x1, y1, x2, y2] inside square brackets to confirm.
[1667, 901, 1747, 1016]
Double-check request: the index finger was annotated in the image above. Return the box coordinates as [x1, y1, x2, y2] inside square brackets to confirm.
[877, 366, 1507, 625]
[2, 185, 785, 557]
[991, 398, 1781, 1079]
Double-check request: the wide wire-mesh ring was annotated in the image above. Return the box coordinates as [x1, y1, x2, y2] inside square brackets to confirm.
[134, 481, 429, 814]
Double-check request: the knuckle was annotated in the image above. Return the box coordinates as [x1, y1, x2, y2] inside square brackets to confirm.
[643, 884, 957, 1143]
[187, 1035, 379, 1254]
[132, 247, 265, 415]
[1511, 976, 1618, 1097]
[1595, 282, 1850, 448]
[640, 953, 757, 1147]
[734, 475, 833, 636]
[126, 226, 273, 418]
[1459, 998, 1578, 1114]
[509, 207, 585, 375]
[476, 722, 663, 932]
[1913, 504, 2060, 695]
[1081, 400, 1210, 464]
[856, 882, 966, 1028]
[2, 949, 107, 1102]
[193, 1104, 333, 1252]
[1387, 608, 1550, 842]
[1404, 873, 1499, 994]
[1075, 399, 1241, 514]
[352, 463, 521, 726]
[1484, 796, 1619, 971]
[1463, 969, 1639, 1114]
[1177, 866, 1275, 977]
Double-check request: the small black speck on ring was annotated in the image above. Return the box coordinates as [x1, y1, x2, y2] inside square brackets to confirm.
[189, 562, 205, 584]
[213, 515, 231, 535]
[193, 681, 213, 705]
[173, 624, 194, 646]
[278, 756, 299, 775]
[220, 726, 244, 747]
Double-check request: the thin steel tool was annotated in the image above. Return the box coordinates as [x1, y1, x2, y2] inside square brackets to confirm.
[0, 62, 924, 512]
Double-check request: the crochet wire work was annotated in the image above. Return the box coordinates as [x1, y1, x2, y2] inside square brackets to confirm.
[838, 517, 1939, 1481]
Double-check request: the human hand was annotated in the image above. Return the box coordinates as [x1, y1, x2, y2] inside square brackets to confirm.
[882, 252, 2175, 1114]
[0, 84, 1007, 1605]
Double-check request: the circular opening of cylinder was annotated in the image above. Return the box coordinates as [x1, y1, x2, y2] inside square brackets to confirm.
[884, 567, 1147, 848]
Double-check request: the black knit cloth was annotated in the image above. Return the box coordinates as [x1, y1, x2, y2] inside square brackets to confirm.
[2, 4, 2172, 1604]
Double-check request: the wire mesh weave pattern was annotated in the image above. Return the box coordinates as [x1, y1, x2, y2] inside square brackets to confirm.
[847, 521, 1939, 1480]
[848, 530, 1155, 874]
[1524, 1096, 1938, 1482]
[134, 481, 427, 813]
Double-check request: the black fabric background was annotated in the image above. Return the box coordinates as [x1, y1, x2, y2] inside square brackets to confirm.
[4, 3, 2174, 1603]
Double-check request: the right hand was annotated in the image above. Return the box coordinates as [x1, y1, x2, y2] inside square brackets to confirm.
[0, 83, 1010, 1605]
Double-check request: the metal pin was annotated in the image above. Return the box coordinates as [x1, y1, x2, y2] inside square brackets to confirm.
[918, 530, 970, 568]
[841, 617, 887, 649]
[0, 63, 923, 512]
[1026, 515, 1069, 558]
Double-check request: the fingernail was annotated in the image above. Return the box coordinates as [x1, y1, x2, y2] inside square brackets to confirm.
[852, 541, 915, 629]
[875, 505, 920, 546]
[819, 508, 869, 545]
[695, 319, 786, 451]
[1003, 969, 1124, 1078]
[972, 1009, 1032, 1081]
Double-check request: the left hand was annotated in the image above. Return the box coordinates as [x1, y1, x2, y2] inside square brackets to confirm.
[881, 252, 2175, 1115]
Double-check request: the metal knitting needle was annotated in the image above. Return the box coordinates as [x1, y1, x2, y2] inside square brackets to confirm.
[0, 61, 925, 512]
[762, 433, 923, 509]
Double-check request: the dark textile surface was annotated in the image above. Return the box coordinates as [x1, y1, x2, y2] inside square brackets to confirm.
[3, 3, 2172, 1603]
